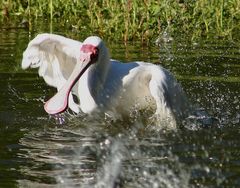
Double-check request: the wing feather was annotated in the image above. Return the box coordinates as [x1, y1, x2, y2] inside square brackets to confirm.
[22, 33, 82, 113]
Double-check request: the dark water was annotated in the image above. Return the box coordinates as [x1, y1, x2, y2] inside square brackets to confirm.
[0, 23, 240, 188]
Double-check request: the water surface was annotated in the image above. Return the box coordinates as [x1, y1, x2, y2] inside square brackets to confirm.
[0, 23, 240, 187]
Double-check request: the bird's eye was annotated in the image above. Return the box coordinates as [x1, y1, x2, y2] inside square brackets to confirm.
[91, 47, 99, 62]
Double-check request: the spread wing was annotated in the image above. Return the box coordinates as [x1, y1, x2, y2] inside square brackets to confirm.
[22, 33, 82, 113]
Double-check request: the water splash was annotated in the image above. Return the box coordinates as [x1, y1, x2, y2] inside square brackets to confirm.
[17, 115, 192, 188]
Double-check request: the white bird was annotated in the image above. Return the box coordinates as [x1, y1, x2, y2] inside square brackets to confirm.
[22, 33, 189, 126]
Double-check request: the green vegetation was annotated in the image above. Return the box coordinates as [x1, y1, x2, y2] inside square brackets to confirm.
[1, 0, 240, 42]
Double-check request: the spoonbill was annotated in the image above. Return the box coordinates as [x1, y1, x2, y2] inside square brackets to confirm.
[22, 33, 189, 125]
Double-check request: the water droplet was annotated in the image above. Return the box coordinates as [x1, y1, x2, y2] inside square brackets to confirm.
[143, 170, 148, 176]
[204, 166, 210, 173]
[105, 139, 110, 145]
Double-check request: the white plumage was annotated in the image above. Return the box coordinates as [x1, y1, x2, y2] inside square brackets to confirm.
[22, 33, 189, 126]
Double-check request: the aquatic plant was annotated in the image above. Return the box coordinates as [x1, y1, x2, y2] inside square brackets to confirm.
[0, 0, 239, 42]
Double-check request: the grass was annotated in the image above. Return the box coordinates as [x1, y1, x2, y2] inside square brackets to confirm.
[0, 0, 240, 42]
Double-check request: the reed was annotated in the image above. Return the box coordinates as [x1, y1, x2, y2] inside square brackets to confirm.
[0, 0, 239, 42]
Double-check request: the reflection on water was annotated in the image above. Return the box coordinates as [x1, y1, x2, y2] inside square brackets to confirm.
[0, 22, 240, 187]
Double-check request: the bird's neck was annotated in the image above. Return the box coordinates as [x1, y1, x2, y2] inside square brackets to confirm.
[88, 50, 110, 99]
[77, 48, 110, 113]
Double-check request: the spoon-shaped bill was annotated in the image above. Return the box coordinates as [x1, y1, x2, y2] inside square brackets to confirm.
[44, 56, 92, 114]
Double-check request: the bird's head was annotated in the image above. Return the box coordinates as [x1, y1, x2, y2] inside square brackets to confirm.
[79, 36, 103, 66]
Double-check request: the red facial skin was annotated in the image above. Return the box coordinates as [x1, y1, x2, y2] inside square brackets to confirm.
[80, 44, 99, 63]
